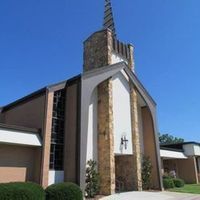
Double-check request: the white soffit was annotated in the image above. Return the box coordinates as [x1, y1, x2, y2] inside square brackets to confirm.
[0, 128, 42, 147]
[160, 149, 188, 159]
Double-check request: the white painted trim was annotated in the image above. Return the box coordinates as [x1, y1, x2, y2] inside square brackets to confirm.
[160, 149, 188, 159]
[112, 72, 133, 155]
[87, 88, 98, 162]
[80, 62, 163, 190]
[0, 127, 42, 146]
[80, 62, 126, 191]
[183, 144, 200, 156]
[111, 52, 128, 65]
[48, 170, 64, 185]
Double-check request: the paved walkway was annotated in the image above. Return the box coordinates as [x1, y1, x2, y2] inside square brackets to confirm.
[101, 191, 200, 200]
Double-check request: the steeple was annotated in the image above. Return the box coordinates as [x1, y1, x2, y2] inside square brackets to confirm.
[103, 0, 116, 37]
[83, 0, 135, 72]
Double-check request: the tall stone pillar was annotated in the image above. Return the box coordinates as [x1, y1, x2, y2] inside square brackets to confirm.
[130, 85, 142, 191]
[83, 29, 115, 195]
[98, 79, 115, 195]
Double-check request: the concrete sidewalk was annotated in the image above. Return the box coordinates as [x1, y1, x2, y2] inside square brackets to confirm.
[101, 191, 200, 200]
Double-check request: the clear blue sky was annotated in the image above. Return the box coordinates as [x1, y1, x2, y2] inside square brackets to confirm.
[0, 0, 200, 141]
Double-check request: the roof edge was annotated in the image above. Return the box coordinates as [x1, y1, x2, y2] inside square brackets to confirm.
[2, 87, 47, 112]
[1, 74, 82, 112]
[0, 123, 39, 134]
[124, 67, 157, 106]
[160, 147, 184, 152]
[161, 141, 200, 147]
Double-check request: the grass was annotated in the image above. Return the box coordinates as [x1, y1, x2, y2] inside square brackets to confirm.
[169, 184, 200, 194]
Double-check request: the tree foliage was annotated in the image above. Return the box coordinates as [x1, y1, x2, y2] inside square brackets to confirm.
[159, 133, 184, 145]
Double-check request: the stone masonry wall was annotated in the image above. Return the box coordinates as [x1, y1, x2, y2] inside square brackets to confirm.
[129, 85, 142, 191]
[83, 29, 112, 72]
[98, 79, 115, 195]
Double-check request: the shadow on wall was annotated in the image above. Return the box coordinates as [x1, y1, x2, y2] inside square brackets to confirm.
[0, 144, 41, 183]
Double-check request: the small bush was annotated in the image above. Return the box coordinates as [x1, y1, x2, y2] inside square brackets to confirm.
[163, 174, 171, 179]
[46, 182, 83, 200]
[142, 156, 153, 190]
[0, 182, 45, 200]
[85, 160, 100, 198]
[173, 178, 185, 188]
[163, 178, 175, 189]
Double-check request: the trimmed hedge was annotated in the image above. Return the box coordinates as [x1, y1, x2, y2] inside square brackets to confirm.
[0, 182, 45, 200]
[173, 178, 185, 188]
[45, 182, 83, 200]
[163, 178, 175, 189]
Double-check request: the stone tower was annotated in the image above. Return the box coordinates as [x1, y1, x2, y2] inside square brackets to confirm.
[83, 0, 134, 72]
[83, 0, 142, 195]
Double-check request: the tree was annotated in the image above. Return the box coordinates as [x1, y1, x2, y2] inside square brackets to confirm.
[159, 133, 184, 145]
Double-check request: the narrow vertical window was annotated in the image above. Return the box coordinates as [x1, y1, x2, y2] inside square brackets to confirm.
[49, 90, 65, 170]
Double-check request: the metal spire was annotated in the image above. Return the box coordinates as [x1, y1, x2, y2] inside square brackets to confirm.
[103, 0, 116, 37]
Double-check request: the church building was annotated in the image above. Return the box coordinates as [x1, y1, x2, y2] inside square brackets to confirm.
[0, 0, 162, 195]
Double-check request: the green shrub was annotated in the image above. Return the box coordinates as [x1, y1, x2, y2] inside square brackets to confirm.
[163, 178, 175, 189]
[0, 182, 45, 200]
[85, 160, 100, 198]
[173, 178, 185, 188]
[142, 156, 153, 190]
[46, 182, 83, 200]
[163, 174, 171, 179]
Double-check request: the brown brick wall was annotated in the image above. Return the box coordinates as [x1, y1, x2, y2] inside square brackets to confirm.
[142, 106, 160, 189]
[0, 113, 5, 123]
[64, 82, 80, 184]
[0, 144, 40, 183]
[115, 155, 135, 191]
[177, 157, 198, 184]
[3, 94, 46, 132]
[163, 157, 199, 184]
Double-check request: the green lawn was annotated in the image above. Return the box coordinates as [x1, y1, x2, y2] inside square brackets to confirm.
[170, 184, 200, 194]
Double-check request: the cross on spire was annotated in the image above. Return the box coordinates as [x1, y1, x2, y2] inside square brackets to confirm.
[103, 0, 116, 37]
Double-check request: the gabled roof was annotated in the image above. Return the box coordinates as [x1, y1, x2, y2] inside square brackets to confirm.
[1, 74, 81, 113]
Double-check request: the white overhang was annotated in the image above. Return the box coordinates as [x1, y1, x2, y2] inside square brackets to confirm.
[160, 149, 188, 159]
[0, 126, 42, 147]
